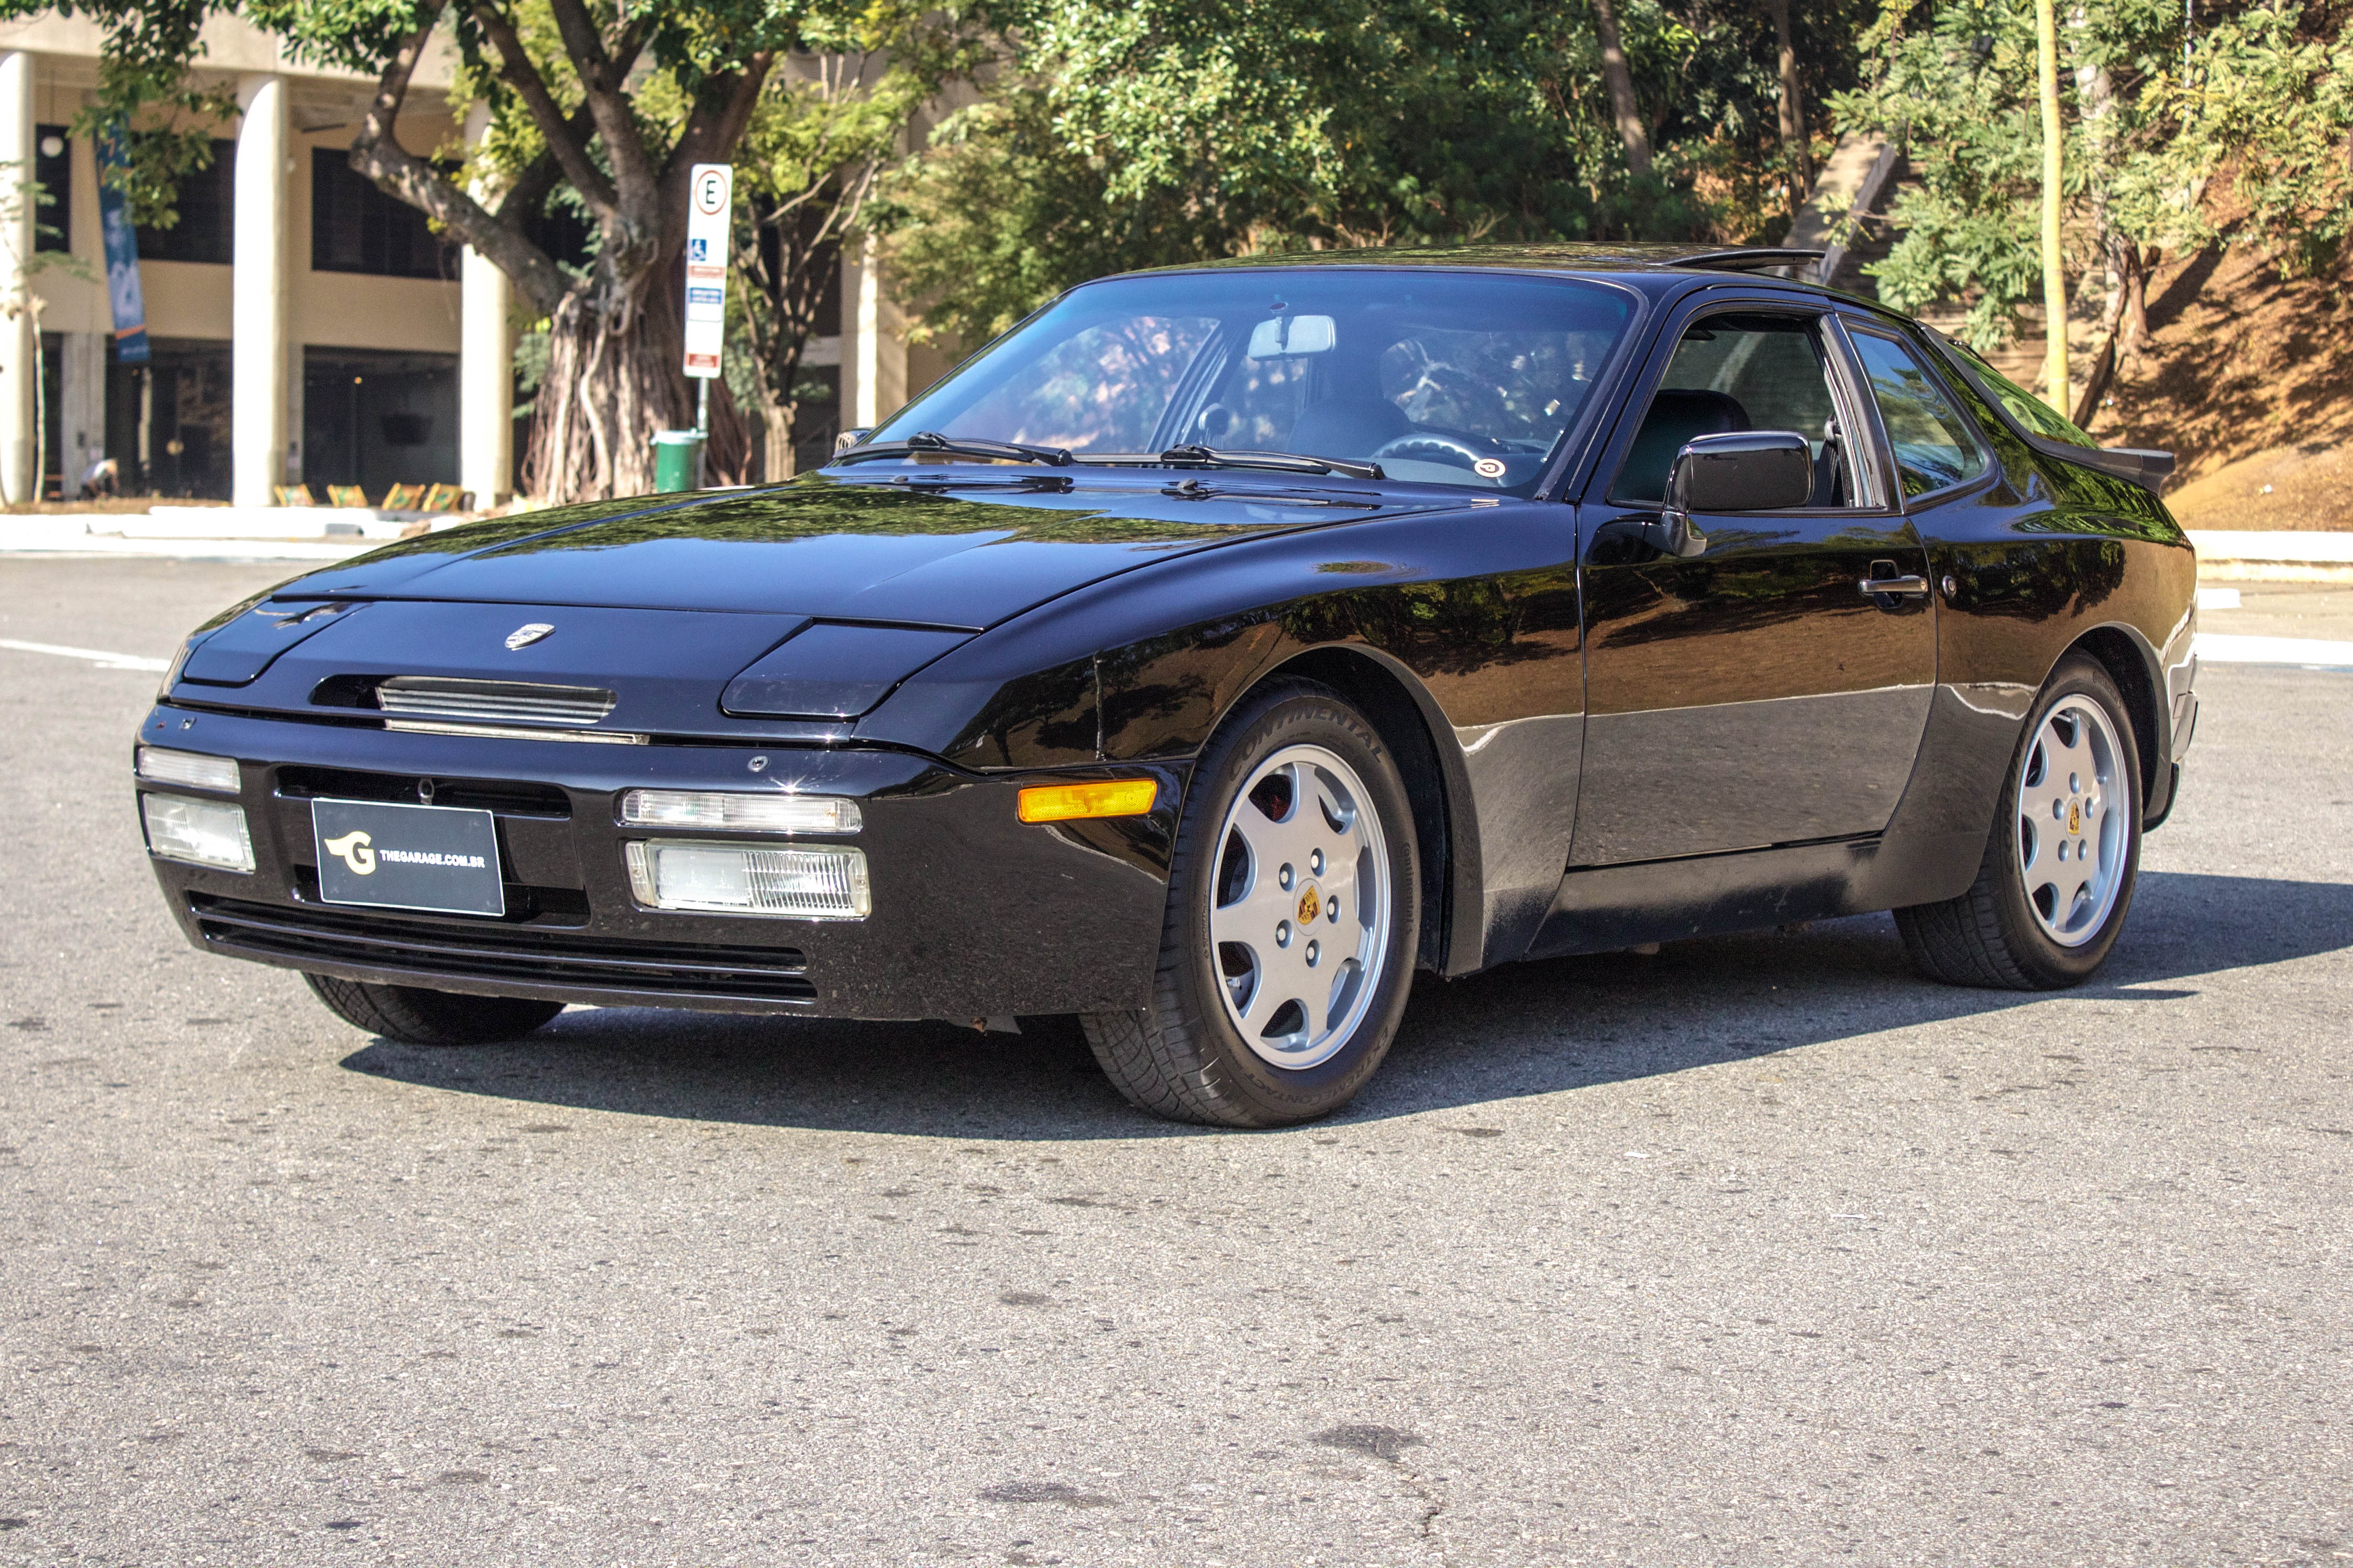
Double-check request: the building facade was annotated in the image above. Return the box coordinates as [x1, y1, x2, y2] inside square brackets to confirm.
[0, 15, 929, 507]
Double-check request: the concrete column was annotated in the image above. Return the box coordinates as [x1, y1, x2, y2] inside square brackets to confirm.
[459, 103, 510, 506]
[59, 330, 103, 493]
[231, 72, 288, 507]
[0, 51, 36, 503]
[843, 237, 905, 432]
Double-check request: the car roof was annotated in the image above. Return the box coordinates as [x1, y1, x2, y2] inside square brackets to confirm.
[1126, 242, 1829, 285]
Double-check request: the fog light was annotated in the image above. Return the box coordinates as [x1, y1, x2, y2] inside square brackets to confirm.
[136, 745, 240, 793]
[143, 793, 255, 872]
[624, 840, 870, 919]
[620, 788, 860, 834]
[1017, 778, 1159, 822]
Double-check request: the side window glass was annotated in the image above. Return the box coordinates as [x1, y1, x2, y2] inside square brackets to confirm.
[1849, 330, 1989, 498]
[1608, 312, 1859, 507]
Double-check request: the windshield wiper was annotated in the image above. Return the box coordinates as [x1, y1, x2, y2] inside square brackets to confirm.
[1158, 444, 1385, 482]
[834, 430, 1075, 468]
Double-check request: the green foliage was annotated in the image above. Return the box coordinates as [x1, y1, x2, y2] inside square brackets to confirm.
[2133, 4, 2353, 275]
[1837, 0, 2353, 350]
[871, 0, 1872, 350]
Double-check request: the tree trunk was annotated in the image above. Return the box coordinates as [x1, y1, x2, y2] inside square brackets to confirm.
[1767, 0, 1810, 213]
[1590, 0, 1652, 177]
[764, 405, 798, 481]
[2034, 0, 2068, 413]
[523, 258, 689, 502]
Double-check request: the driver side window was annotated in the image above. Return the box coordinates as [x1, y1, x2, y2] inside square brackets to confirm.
[1609, 311, 1861, 507]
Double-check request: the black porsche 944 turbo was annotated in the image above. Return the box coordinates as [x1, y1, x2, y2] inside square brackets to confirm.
[135, 243, 2200, 1127]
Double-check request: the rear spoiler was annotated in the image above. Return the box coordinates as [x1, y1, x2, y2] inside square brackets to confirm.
[2048, 442, 2175, 488]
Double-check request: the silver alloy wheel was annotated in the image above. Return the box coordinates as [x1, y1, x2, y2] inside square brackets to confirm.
[2015, 693, 2128, 947]
[1207, 743, 1393, 1070]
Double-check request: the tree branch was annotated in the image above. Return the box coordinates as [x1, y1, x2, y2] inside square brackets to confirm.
[660, 54, 777, 251]
[468, 0, 618, 218]
[545, 0, 659, 225]
[349, 18, 569, 316]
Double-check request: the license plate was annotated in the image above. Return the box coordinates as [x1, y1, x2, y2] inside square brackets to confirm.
[311, 798, 505, 917]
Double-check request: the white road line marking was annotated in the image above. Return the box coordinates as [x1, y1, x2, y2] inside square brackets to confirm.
[0, 637, 171, 672]
[2194, 632, 2353, 669]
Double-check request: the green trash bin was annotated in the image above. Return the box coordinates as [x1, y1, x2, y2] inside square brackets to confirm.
[652, 429, 706, 493]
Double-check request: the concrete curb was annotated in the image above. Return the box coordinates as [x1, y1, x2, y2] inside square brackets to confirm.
[2188, 530, 2353, 582]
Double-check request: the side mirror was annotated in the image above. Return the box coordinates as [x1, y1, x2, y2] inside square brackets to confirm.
[833, 428, 874, 456]
[1650, 430, 1815, 557]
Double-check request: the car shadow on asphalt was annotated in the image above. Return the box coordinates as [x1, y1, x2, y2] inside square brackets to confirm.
[338, 871, 2353, 1140]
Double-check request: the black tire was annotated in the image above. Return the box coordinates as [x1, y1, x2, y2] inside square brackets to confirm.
[1080, 680, 1421, 1127]
[1895, 653, 2143, 989]
[304, 973, 565, 1046]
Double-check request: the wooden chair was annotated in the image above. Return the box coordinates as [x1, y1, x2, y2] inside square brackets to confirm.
[421, 482, 469, 513]
[327, 485, 370, 508]
[273, 484, 318, 507]
[381, 482, 426, 510]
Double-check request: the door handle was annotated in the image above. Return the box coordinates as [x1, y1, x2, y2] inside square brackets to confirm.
[1858, 570, 1931, 597]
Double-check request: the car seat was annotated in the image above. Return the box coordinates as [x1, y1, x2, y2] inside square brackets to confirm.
[1617, 388, 1751, 502]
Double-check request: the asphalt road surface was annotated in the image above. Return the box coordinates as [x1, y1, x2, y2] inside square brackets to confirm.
[3, 557, 2348, 1568]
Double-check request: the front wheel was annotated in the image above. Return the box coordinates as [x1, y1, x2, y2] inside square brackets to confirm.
[1895, 653, 2143, 988]
[1081, 681, 1421, 1127]
[305, 973, 565, 1046]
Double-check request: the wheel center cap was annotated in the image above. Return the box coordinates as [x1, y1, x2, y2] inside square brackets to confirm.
[2067, 799, 2083, 834]
[1297, 884, 1322, 924]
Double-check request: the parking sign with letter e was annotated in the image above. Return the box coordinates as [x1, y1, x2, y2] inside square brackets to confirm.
[683, 163, 732, 379]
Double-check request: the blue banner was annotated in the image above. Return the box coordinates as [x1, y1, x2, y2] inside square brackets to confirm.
[94, 121, 148, 365]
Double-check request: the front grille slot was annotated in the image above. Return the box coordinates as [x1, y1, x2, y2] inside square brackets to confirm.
[374, 677, 617, 727]
[274, 765, 572, 818]
[189, 895, 815, 1004]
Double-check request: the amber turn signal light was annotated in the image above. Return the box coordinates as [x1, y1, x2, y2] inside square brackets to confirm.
[1017, 778, 1159, 823]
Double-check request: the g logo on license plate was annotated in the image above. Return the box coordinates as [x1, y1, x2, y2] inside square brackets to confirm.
[322, 830, 376, 875]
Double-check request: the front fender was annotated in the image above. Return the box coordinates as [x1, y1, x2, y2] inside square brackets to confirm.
[859, 499, 1592, 972]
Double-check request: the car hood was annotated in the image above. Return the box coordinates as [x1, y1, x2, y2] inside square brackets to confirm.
[269, 474, 1468, 627]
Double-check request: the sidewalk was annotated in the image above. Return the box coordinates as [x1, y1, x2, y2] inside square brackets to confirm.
[0, 506, 471, 562]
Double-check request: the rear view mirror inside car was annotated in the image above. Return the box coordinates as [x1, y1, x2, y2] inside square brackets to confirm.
[1247, 314, 1336, 358]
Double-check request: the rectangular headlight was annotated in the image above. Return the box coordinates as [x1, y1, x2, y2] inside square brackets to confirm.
[142, 793, 255, 872]
[620, 789, 860, 835]
[624, 840, 869, 919]
[136, 745, 241, 794]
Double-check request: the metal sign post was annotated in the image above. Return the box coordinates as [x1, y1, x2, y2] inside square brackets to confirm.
[654, 162, 731, 492]
[682, 162, 732, 421]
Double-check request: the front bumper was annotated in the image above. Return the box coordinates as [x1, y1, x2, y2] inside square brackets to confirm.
[136, 705, 1183, 1020]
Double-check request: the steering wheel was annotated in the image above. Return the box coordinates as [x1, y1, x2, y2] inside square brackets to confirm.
[1369, 432, 1492, 470]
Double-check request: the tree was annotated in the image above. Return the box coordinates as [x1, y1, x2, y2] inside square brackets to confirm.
[870, 0, 1830, 350]
[25, 0, 872, 500]
[1765, 0, 1812, 212]
[1591, 0, 1655, 175]
[727, 21, 983, 478]
[1836, 0, 2353, 386]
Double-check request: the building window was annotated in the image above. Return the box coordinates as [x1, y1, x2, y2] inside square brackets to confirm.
[312, 149, 456, 279]
[135, 139, 236, 265]
[34, 125, 69, 254]
[302, 347, 460, 496]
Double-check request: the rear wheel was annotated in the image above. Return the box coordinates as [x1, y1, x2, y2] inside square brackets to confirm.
[304, 973, 565, 1046]
[1895, 653, 2142, 988]
[1081, 681, 1420, 1127]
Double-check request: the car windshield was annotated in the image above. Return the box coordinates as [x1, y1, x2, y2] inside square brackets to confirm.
[860, 269, 1638, 493]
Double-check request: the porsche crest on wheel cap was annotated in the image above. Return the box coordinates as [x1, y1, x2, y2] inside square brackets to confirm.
[505, 622, 554, 650]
